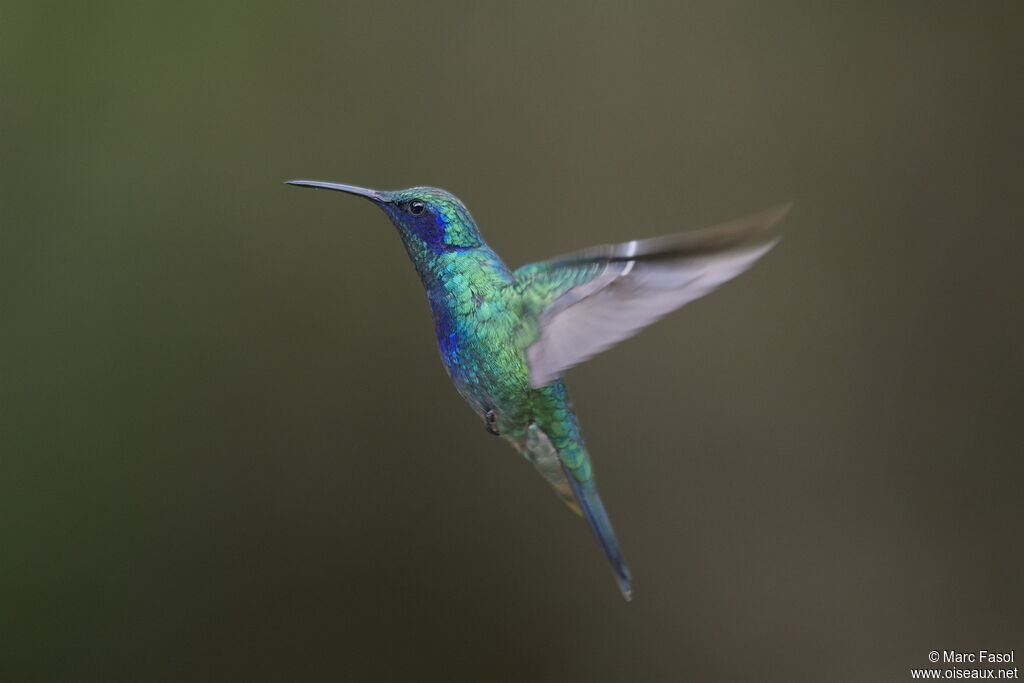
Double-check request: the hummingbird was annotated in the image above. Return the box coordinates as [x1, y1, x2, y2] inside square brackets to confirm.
[287, 179, 786, 600]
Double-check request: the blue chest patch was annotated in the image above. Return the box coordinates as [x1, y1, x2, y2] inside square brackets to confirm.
[431, 297, 463, 368]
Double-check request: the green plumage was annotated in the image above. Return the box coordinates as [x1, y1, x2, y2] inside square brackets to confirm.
[287, 179, 787, 600]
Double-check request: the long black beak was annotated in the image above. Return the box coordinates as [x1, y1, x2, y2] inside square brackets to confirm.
[285, 180, 387, 202]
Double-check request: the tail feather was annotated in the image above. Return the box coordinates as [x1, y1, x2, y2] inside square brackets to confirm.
[564, 466, 633, 601]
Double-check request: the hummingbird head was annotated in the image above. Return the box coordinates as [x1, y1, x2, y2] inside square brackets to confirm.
[286, 180, 483, 253]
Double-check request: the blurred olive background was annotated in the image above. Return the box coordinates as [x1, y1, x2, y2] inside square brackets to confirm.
[3, 2, 1022, 681]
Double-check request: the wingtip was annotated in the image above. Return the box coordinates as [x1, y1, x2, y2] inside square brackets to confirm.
[730, 201, 792, 237]
[763, 201, 793, 227]
[635, 202, 792, 258]
[704, 201, 792, 251]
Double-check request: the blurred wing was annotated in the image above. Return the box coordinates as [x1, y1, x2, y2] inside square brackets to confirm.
[515, 204, 789, 388]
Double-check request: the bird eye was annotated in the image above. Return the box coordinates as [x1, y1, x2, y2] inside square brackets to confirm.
[409, 200, 426, 215]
